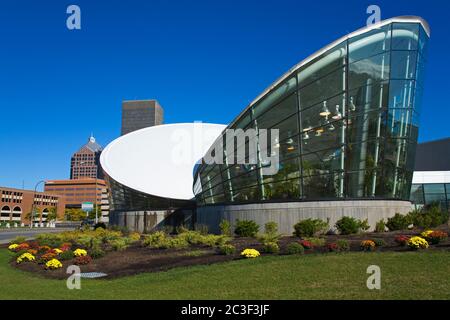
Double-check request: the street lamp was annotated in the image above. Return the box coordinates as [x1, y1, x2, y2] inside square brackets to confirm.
[30, 180, 45, 229]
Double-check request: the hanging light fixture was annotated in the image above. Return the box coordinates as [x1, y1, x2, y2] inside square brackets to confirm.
[287, 145, 295, 151]
[349, 97, 356, 112]
[315, 128, 324, 137]
[302, 119, 312, 132]
[319, 101, 331, 117]
[332, 104, 342, 120]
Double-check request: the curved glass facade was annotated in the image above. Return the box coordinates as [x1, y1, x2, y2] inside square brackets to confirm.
[194, 20, 429, 206]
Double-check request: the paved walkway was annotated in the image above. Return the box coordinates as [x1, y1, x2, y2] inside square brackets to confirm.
[0, 228, 75, 244]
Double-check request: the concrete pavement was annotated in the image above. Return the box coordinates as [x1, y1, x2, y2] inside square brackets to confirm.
[0, 228, 75, 244]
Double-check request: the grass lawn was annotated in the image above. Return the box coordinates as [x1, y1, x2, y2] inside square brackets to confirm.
[1, 248, 449, 299]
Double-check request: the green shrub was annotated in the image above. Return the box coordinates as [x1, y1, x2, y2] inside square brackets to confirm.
[286, 243, 305, 255]
[373, 239, 385, 247]
[375, 219, 386, 233]
[128, 232, 141, 242]
[336, 239, 350, 252]
[89, 246, 105, 259]
[199, 235, 222, 247]
[359, 219, 370, 232]
[163, 237, 189, 249]
[177, 231, 203, 245]
[409, 206, 449, 229]
[218, 244, 236, 255]
[35, 233, 63, 247]
[10, 236, 27, 244]
[194, 223, 209, 235]
[59, 250, 75, 261]
[335, 216, 366, 235]
[264, 221, 278, 235]
[219, 220, 232, 236]
[215, 235, 231, 246]
[175, 224, 189, 234]
[303, 237, 326, 247]
[293, 219, 328, 237]
[386, 213, 411, 231]
[263, 242, 280, 254]
[108, 238, 128, 251]
[234, 220, 259, 237]
[94, 222, 106, 230]
[143, 231, 167, 248]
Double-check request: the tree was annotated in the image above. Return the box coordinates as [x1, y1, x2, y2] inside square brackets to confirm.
[46, 207, 57, 222]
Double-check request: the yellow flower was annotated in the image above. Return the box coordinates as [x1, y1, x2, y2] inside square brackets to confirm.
[420, 230, 433, 238]
[53, 248, 63, 254]
[73, 249, 88, 257]
[240, 248, 260, 258]
[16, 253, 35, 264]
[8, 244, 19, 251]
[408, 236, 429, 249]
[45, 259, 63, 270]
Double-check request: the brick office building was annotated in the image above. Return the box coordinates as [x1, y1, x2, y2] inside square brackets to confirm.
[0, 186, 64, 224]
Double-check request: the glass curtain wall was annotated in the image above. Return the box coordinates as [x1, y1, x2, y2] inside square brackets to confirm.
[195, 22, 428, 205]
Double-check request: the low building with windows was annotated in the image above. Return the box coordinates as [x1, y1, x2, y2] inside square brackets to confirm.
[410, 138, 450, 211]
[0, 186, 64, 224]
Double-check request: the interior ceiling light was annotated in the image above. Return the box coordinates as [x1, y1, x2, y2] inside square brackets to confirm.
[287, 145, 295, 151]
[286, 138, 294, 144]
[319, 101, 331, 117]
[332, 104, 342, 120]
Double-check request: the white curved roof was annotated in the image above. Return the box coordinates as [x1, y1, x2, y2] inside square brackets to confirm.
[100, 123, 226, 200]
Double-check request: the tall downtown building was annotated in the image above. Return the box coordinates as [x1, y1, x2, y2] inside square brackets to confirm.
[70, 135, 104, 180]
[121, 100, 164, 136]
[101, 16, 430, 233]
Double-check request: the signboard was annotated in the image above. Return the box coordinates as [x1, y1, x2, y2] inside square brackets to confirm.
[81, 202, 94, 212]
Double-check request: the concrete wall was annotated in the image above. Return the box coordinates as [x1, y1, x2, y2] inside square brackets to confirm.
[109, 208, 194, 233]
[196, 200, 413, 235]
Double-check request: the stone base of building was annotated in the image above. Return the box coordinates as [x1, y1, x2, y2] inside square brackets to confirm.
[109, 208, 195, 233]
[196, 200, 413, 235]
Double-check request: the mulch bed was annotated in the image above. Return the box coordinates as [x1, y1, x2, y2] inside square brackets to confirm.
[10, 224, 450, 280]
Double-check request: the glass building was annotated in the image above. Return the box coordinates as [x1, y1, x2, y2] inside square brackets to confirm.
[194, 17, 430, 207]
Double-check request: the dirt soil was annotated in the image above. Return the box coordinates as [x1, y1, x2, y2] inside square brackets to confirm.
[10, 224, 450, 280]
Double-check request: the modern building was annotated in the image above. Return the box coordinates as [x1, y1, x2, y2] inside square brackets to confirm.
[410, 138, 450, 211]
[0, 186, 64, 224]
[101, 123, 226, 232]
[121, 99, 164, 135]
[193, 16, 430, 233]
[44, 178, 107, 211]
[103, 16, 431, 234]
[70, 135, 104, 180]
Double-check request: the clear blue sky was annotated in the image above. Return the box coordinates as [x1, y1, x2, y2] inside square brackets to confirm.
[0, 0, 449, 190]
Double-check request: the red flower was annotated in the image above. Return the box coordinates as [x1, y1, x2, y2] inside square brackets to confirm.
[326, 243, 339, 252]
[299, 240, 313, 250]
[394, 235, 410, 246]
[74, 255, 92, 265]
[15, 243, 30, 252]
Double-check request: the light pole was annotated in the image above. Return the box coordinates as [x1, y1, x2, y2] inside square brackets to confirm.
[30, 180, 45, 229]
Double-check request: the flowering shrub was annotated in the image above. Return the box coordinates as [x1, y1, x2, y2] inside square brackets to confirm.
[8, 244, 19, 251]
[40, 252, 57, 262]
[53, 248, 63, 255]
[27, 249, 38, 255]
[360, 240, 376, 252]
[38, 245, 51, 253]
[27, 241, 39, 249]
[420, 230, 434, 238]
[421, 230, 448, 244]
[326, 243, 339, 252]
[394, 235, 410, 246]
[73, 249, 88, 257]
[240, 248, 260, 258]
[408, 236, 429, 250]
[60, 243, 72, 252]
[15, 243, 30, 252]
[16, 253, 35, 264]
[45, 259, 63, 270]
[299, 240, 314, 250]
[74, 255, 93, 265]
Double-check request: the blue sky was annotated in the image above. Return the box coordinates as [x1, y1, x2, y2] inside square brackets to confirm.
[0, 0, 449, 190]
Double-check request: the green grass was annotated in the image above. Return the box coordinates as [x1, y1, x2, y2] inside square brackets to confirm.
[1, 249, 449, 299]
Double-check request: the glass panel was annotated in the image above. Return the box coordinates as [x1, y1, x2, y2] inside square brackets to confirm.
[410, 184, 424, 204]
[261, 157, 300, 184]
[349, 24, 391, 62]
[389, 80, 415, 109]
[227, 184, 261, 202]
[301, 121, 344, 154]
[348, 81, 388, 117]
[348, 110, 387, 144]
[252, 77, 297, 119]
[263, 178, 301, 200]
[301, 147, 342, 177]
[345, 169, 382, 198]
[386, 108, 413, 139]
[390, 51, 417, 79]
[424, 184, 446, 194]
[299, 66, 345, 110]
[298, 42, 346, 88]
[231, 110, 252, 130]
[272, 113, 299, 142]
[349, 52, 390, 89]
[346, 140, 382, 173]
[302, 174, 339, 198]
[254, 93, 298, 130]
[418, 25, 429, 57]
[392, 23, 419, 50]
